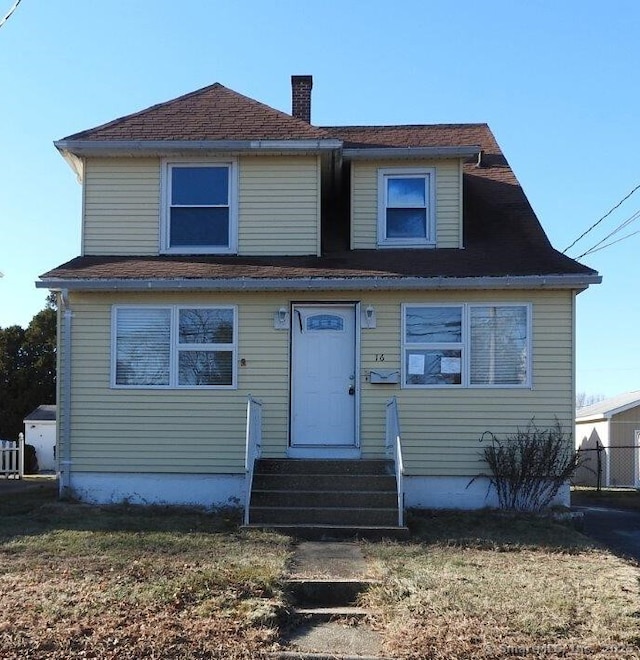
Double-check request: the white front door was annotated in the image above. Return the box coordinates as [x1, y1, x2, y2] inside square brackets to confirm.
[291, 304, 357, 448]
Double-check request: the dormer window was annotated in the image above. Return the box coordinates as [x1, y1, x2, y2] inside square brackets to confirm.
[377, 168, 435, 248]
[162, 160, 238, 254]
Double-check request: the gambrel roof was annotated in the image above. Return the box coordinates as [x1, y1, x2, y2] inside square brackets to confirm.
[42, 81, 600, 290]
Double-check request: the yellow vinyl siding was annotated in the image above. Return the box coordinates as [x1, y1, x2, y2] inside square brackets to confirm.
[66, 291, 291, 473]
[357, 289, 575, 476]
[83, 158, 161, 255]
[351, 159, 462, 249]
[238, 155, 320, 255]
[64, 288, 574, 477]
[82, 155, 320, 256]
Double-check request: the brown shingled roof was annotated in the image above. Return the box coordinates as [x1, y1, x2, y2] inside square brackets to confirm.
[41, 245, 595, 283]
[44, 82, 598, 287]
[62, 83, 331, 142]
[325, 123, 499, 151]
[326, 123, 555, 252]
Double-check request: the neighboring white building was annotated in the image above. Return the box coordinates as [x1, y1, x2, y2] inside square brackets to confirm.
[575, 391, 640, 488]
[23, 405, 57, 473]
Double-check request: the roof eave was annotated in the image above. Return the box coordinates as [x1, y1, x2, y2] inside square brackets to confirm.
[55, 139, 343, 158]
[343, 145, 481, 160]
[575, 413, 610, 423]
[577, 398, 640, 421]
[37, 273, 602, 293]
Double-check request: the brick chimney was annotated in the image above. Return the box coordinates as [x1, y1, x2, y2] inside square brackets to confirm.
[291, 75, 313, 123]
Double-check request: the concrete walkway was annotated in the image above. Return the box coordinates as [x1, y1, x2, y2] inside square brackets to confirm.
[275, 541, 393, 660]
[290, 542, 373, 579]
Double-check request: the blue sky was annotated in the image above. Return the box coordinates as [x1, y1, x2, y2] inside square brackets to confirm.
[0, 0, 638, 398]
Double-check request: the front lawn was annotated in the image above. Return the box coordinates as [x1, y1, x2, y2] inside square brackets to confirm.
[2, 491, 640, 659]
[0, 490, 292, 659]
[363, 511, 640, 659]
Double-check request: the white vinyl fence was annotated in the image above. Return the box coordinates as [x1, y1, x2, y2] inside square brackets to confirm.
[1, 433, 24, 478]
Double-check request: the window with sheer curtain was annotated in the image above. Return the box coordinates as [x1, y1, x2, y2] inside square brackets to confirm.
[113, 306, 236, 388]
[377, 168, 435, 247]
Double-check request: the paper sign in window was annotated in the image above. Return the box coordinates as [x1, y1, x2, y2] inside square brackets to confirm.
[441, 357, 461, 374]
[408, 353, 425, 375]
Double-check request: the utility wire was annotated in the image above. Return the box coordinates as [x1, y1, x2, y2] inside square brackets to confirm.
[0, 0, 22, 30]
[563, 181, 640, 254]
[577, 207, 640, 259]
[579, 208, 640, 256]
[579, 228, 640, 258]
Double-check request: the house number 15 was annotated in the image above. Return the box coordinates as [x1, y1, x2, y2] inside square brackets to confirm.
[375, 354, 385, 362]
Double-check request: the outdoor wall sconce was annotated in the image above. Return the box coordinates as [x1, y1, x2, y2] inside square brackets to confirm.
[361, 304, 377, 329]
[274, 306, 289, 330]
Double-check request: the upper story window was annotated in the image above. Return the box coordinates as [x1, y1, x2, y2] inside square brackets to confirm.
[378, 168, 435, 248]
[162, 160, 238, 254]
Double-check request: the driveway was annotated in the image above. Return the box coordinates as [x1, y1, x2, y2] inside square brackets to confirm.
[574, 504, 640, 563]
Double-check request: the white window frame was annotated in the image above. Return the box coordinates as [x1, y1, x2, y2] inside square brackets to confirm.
[160, 159, 238, 255]
[111, 304, 237, 389]
[402, 303, 465, 388]
[401, 303, 532, 389]
[377, 167, 436, 248]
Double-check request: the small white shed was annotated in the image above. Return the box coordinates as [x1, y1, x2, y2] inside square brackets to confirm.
[23, 405, 57, 473]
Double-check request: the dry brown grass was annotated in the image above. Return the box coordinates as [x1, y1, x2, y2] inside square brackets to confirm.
[0, 491, 292, 659]
[363, 511, 640, 659]
[4, 490, 640, 659]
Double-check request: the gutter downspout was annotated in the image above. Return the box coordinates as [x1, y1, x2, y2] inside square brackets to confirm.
[60, 289, 72, 496]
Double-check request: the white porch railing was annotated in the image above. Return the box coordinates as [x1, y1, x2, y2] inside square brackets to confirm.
[385, 397, 405, 527]
[244, 395, 263, 525]
[1, 433, 24, 479]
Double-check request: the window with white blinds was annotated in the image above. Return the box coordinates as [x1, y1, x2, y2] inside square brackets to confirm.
[469, 306, 528, 386]
[113, 306, 236, 388]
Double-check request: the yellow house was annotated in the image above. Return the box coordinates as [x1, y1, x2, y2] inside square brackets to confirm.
[39, 75, 600, 534]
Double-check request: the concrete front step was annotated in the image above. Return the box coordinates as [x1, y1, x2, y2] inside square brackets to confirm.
[249, 458, 403, 532]
[252, 473, 396, 492]
[251, 506, 398, 527]
[288, 578, 370, 607]
[293, 606, 369, 621]
[255, 458, 393, 476]
[251, 489, 397, 509]
[244, 524, 409, 541]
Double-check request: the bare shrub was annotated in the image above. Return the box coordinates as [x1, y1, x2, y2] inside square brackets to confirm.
[477, 419, 581, 512]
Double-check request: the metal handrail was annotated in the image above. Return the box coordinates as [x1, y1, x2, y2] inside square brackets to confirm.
[385, 396, 405, 527]
[244, 395, 263, 525]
